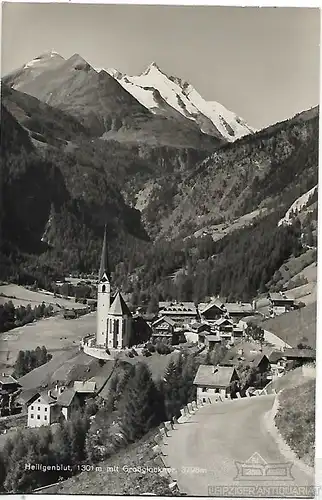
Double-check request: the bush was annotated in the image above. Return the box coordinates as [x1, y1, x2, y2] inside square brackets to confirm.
[155, 342, 171, 355]
[146, 343, 155, 353]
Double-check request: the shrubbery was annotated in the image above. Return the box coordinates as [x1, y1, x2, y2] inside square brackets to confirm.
[155, 342, 172, 355]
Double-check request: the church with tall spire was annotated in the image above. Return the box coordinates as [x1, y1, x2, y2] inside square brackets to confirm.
[96, 226, 132, 349]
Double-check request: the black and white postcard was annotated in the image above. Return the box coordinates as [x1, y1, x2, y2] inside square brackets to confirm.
[0, 2, 319, 497]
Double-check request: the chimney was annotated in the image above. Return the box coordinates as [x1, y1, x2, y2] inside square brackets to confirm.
[58, 387, 65, 395]
[2, 373, 6, 377]
[55, 384, 59, 392]
[47, 390, 51, 397]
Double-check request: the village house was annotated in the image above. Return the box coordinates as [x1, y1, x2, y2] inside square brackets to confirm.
[151, 316, 178, 345]
[268, 292, 295, 316]
[17, 388, 39, 414]
[158, 301, 198, 325]
[27, 386, 80, 428]
[281, 348, 316, 369]
[0, 374, 21, 394]
[268, 351, 287, 378]
[0, 374, 22, 416]
[224, 302, 254, 323]
[212, 317, 234, 340]
[199, 299, 226, 322]
[190, 322, 211, 335]
[73, 381, 96, 404]
[250, 353, 271, 374]
[220, 345, 270, 373]
[193, 365, 240, 403]
[208, 318, 245, 343]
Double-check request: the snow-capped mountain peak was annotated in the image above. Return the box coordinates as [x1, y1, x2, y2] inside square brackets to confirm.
[23, 50, 64, 70]
[106, 61, 255, 142]
[3, 51, 66, 91]
[142, 61, 163, 75]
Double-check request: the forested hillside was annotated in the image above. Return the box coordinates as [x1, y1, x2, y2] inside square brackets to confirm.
[144, 107, 318, 238]
[1, 70, 318, 306]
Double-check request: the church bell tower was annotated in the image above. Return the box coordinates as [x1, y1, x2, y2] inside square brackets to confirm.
[96, 226, 111, 346]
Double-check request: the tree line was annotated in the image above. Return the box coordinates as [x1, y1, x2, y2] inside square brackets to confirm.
[12, 346, 52, 379]
[0, 300, 54, 333]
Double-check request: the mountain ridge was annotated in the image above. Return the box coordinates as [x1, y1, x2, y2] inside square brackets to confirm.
[3, 51, 254, 144]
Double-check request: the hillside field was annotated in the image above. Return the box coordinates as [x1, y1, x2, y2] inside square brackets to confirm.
[260, 301, 316, 348]
[275, 378, 315, 467]
[0, 311, 96, 373]
[34, 430, 173, 495]
[0, 284, 85, 310]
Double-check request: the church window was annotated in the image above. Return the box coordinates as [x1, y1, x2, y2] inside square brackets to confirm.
[102, 285, 106, 293]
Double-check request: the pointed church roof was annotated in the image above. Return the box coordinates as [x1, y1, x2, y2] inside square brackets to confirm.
[98, 225, 110, 282]
[109, 292, 132, 317]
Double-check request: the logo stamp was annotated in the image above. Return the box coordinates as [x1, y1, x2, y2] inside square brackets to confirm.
[234, 452, 294, 481]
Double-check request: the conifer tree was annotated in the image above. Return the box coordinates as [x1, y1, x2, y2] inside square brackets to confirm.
[120, 363, 159, 442]
[163, 357, 183, 419]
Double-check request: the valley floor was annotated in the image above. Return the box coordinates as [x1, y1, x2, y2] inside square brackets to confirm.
[0, 312, 96, 373]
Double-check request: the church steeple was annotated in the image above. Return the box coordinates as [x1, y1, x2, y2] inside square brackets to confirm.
[98, 225, 110, 282]
[96, 225, 111, 347]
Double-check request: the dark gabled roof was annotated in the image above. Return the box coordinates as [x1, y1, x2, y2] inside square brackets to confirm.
[152, 316, 176, 327]
[18, 388, 39, 405]
[199, 299, 226, 315]
[214, 317, 234, 326]
[250, 353, 269, 368]
[57, 388, 77, 407]
[39, 391, 58, 405]
[109, 292, 131, 316]
[194, 365, 238, 387]
[225, 303, 253, 314]
[283, 348, 316, 359]
[98, 225, 110, 282]
[268, 351, 284, 364]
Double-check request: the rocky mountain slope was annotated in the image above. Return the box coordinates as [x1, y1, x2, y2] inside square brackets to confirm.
[140, 106, 318, 239]
[107, 61, 255, 141]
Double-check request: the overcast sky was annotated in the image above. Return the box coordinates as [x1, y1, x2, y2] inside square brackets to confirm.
[1, 4, 320, 129]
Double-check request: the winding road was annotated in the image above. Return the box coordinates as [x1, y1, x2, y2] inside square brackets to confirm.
[161, 396, 314, 497]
